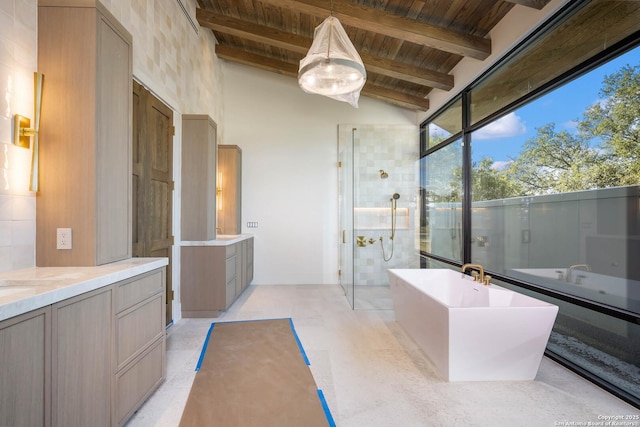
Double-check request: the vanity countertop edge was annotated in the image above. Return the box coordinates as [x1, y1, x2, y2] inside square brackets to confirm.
[0, 257, 169, 322]
[180, 234, 254, 246]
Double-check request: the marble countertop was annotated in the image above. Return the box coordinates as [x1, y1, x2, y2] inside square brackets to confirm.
[180, 234, 254, 246]
[0, 257, 168, 322]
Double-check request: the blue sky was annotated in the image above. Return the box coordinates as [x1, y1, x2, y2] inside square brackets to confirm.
[471, 47, 640, 166]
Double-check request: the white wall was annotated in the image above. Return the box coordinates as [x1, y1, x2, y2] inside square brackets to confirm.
[222, 62, 416, 284]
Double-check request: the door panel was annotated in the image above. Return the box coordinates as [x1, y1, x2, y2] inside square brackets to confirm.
[132, 81, 174, 325]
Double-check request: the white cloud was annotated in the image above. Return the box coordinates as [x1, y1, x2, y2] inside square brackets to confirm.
[563, 120, 578, 131]
[474, 112, 526, 140]
[491, 160, 512, 171]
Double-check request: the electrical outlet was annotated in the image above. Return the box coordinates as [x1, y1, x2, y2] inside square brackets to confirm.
[57, 228, 72, 250]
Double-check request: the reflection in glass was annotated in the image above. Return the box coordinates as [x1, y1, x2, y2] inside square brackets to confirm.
[470, 46, 640, 315]
[470, 0, 640, 126]
[467, 44, 640, 404]
[421, 97, 462, 151]
[494, 277, 640, 401]
[420, 140, 463, 262]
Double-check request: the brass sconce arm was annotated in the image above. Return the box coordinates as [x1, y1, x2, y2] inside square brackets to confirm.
[13, 115, 36, 148]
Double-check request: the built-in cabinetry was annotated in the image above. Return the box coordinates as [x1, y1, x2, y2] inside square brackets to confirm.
[181, 237, 254, 317]
[0, 269, 165, 427]
[181, 115, 217, 241]
[113, 270, 165, 426]
[217, 145, 242, 235]
[36, 0, 132, 266]
[0, 307, 50, 427]
[52, 287, 112, 426]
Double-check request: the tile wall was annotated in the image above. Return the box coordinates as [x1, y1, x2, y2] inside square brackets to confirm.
[0, 0, 38, 272]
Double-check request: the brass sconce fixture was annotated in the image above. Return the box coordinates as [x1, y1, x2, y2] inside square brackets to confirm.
[216, 171, 223, 211]
[13, 72, 44, 192]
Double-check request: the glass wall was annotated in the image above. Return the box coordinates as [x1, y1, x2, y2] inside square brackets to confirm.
[420, 139, 463, 261]
[420, 0, 640, 407]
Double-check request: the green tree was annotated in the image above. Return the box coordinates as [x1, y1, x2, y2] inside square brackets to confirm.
[472, 157, 521, 200]
[504, 123, 600, 195]
[579, 64, 640, 185]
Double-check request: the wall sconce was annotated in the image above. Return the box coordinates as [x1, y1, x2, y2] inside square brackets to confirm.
[13, 72, 44, 192]
[216, 171, 223, 211]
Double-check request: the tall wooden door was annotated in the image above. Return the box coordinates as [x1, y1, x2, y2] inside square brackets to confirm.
[132, 81, 174, 325]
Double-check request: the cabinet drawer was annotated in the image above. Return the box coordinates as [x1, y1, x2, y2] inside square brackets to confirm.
[226, 278, 237, 307]
[116, 294, 164, 369]
[116, 338, 164, 426]
[225, 255, 237, 283]
[225, 243, 237, 258]
[115, 270, 164, 312]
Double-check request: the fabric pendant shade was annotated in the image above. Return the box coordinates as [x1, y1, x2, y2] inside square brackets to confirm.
[298, 15, 366, 108]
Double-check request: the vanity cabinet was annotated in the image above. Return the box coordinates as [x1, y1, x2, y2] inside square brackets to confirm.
[113, 270, 165, 426]
[0, 307, 50, 427]
[36, 0, 132, 267]
[182, 115, 217, 241]
[52, 287, 113, 427]
[217, 145, 242, 235]
[0, 267, 165, 427]
[181, 237, 254, 317]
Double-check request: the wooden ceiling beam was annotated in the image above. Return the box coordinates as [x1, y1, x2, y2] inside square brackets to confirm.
[197, 9, 454, 90]
[251, 0, 491, 60]
[215, 45, 429, 111]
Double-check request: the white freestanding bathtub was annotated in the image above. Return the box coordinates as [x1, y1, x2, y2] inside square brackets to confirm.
[388, 269, 559, 382]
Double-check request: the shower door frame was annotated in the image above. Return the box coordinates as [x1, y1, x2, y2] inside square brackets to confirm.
[338, 126, 355, 309]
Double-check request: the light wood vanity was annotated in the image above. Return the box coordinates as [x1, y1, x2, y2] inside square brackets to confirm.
[0, 258, 167, 427]
[181, 236, 254, 317]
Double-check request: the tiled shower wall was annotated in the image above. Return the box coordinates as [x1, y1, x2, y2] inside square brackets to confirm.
[351, 124, 420, 286]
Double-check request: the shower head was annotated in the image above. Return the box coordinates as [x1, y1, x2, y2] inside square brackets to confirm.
[392, 193, 400, 200]
[379, 170, 388, 179]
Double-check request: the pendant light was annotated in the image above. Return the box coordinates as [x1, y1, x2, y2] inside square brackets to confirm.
[298, 1, 366, 108]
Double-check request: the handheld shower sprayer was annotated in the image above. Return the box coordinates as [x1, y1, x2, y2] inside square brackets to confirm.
[380, 192, 400, 262]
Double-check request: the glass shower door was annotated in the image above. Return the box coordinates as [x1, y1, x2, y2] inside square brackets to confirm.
[338, 126, 354, 308]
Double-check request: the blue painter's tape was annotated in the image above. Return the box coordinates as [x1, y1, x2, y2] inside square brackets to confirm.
[317, 389, 336, 427]
[288, 318, 310, 365]
[195, 323, 215, 371]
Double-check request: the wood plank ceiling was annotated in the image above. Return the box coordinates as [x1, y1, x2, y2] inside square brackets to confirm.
[196, 0, 552, 111]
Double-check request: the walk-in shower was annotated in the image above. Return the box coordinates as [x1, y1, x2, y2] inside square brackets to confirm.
[338, 125, 420, 309]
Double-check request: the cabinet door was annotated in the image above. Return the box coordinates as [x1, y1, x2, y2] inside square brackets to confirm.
[96, 12, 132, 264]
[52, 287, 112, 427]
[245, 238, 254, 288]
[182, 115, 217, 241]
[236, 241, 244, 295]
[0, 307, 50, 427]
[37, 4, 132, 267]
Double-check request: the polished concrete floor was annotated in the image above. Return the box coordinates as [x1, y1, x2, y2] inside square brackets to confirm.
[127, 285, 639, 426]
